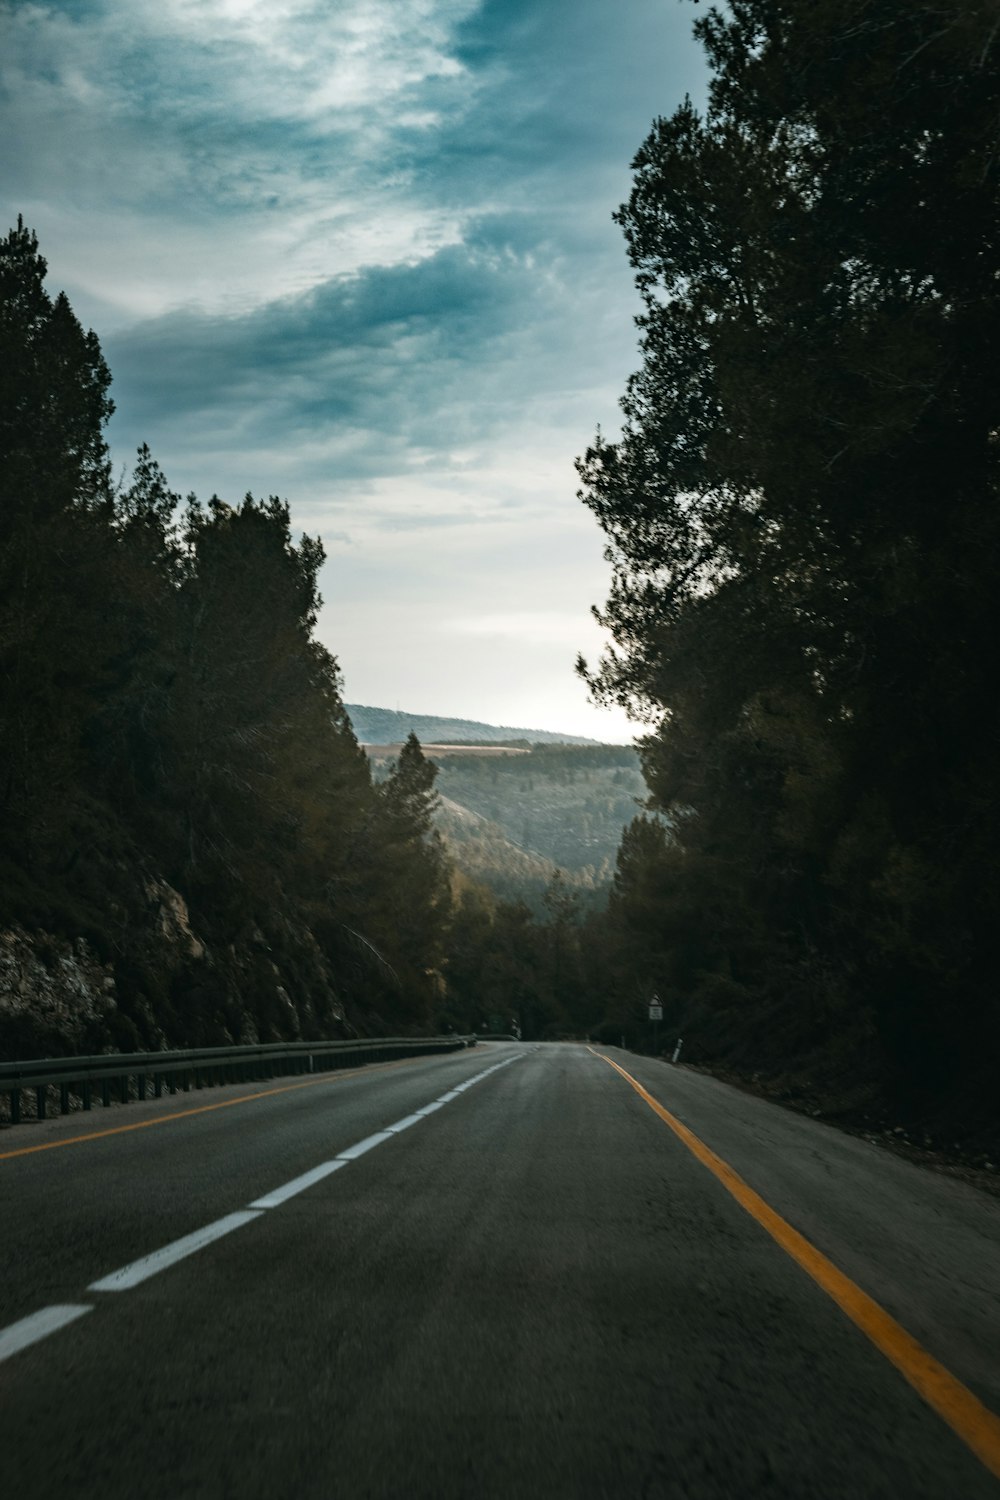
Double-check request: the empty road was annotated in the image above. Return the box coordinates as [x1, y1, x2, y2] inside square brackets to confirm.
[2, 1041, 999, 1497]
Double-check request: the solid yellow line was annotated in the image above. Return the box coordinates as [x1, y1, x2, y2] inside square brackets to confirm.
[0, 1055, 421, 1163]
[593, 1049, 1000, 1483]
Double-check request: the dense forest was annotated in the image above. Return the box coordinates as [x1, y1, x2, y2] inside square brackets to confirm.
[436, 745, 643, 906]
[0, 220, 451, 1057]
[576, 0, 1000, 1139]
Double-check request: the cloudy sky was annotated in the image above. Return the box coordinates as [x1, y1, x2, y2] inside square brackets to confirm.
[2, 0, 705, 741]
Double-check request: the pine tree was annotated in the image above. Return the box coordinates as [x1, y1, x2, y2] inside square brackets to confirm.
[0, 220, 116, 844]
[578, 2, 1000, 1103]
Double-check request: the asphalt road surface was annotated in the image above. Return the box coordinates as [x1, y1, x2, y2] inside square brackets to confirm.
[2, 1041, 999, 1498]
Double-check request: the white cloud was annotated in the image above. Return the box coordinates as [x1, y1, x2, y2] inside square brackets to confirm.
[2, 0, 706, 739]
[1, 0, 484, 323]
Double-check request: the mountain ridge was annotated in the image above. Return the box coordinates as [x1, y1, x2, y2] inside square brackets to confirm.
[345, 704, 601, 747]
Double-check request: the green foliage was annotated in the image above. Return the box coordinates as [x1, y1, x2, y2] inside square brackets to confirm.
[358, 735, 452, 1025]
[1, 216, 113, 521]
[432, 743, 644, 888]
[435, 799, 569, 911]
[0, 223, 454, 1055]
[444, 871, 598, 1041]
[578, 1, 1000, 1112]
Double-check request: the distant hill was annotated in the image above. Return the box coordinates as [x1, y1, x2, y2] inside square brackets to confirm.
[349, 707, 648, 908]
[432, 743, 646, 895]
[367, 730, 648, 910]
[345, 704, 599, 746]
[435, 796, 567, 909]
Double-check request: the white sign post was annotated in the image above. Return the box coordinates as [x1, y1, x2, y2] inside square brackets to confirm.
[648, 994, 662, 1055]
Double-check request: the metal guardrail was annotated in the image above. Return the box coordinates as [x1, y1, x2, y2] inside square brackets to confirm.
[0, 1035, 475, 1126]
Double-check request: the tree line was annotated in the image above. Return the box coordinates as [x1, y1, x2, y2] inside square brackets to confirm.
[0, 220, 449, 1054]
[576, 0, 1000, 1127]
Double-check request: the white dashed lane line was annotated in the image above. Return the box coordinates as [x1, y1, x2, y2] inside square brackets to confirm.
[336, 1130, 393, 1160]
[88, 1211, 264, 1292]
[250, 1159, 347, 1209]
[0, 1052, 525, 1364]
[0, 1304, 93, 1362]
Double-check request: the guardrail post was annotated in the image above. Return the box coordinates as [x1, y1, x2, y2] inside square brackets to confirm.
[10, 1088, 20, 1125]
[102, 1079, 111, 1107]
[136, 1073, 146, 1101]
[60, 1082, 70, 1114]
[82, 1080, 91, 1111]
[119, 1075, 129, 1104]
[154, 1073, 163, 1098]
[36, 1085, 46, 1121]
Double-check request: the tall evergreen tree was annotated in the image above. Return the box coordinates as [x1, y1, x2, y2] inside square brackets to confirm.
[578, 1, 1000, 1106]
[0, 222, 457, 1053]
[0, 220, 116, 848]
[0, 217, 113, 520]
[365, 734, 451, 1023]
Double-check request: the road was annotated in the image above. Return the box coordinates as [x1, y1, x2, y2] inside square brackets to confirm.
[2, 1041, 999, 1498]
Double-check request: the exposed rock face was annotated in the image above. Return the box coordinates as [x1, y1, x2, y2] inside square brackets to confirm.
[1, 874, 351, 1060]
[0, 927, 118, 1058]
[144, 879, 206, 962]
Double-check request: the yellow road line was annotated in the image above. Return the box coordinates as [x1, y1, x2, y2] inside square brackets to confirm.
[593, 1049, 1000, 1483]
[0, 1055, 421, 1163]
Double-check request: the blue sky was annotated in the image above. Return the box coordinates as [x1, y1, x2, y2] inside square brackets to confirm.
[2, 0, 705, 740]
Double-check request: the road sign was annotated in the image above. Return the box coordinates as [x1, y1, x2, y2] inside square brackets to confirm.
[648, 997, 663, 1021]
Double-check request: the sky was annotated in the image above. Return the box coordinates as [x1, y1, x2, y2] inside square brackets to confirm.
[2, 0, 706, 742]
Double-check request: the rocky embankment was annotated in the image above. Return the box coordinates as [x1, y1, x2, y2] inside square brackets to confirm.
[0, 876, 349, 1066]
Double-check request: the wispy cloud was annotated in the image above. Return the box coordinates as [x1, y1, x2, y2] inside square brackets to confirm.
[102, 228, 634, 518]
[1, 0, 705, 737]
[3, 0, 482, 320]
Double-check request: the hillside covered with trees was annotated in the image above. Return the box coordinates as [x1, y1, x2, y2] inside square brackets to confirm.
[364, 737, 646, 909]
[0, 221, 450, 1057]
[433, 743, 645, 906]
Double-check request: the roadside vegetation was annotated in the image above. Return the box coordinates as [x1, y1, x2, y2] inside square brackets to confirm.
[0, 221, 449, 1056]
[575, 0, 1000, 1144]
[3, 0, 997, 1156]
